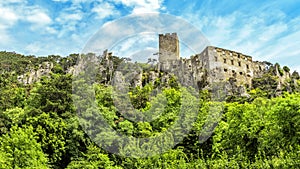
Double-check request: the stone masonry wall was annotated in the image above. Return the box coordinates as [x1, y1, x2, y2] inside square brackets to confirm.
[204, 46, 268, 87]
[159, 33, 180, 63]
[158, 42, 269, 90]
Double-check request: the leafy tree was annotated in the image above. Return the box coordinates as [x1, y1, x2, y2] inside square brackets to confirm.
[0, 126, 49, 169]
[283, 66, 290, 72]
[25, 112, 68, 168]
[66, 144, 117, 169]
[26, 72, 74, 117]
[0, 84, 26, 113]
[252, 73, 278, 98]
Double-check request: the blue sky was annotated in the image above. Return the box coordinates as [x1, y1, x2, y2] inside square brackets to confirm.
[1, 0, 300, 71]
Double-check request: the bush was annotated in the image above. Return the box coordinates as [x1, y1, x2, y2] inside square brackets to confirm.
[283, 66, 290, 72]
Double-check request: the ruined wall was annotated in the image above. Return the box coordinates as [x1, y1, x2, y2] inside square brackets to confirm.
[194, 46, 268, 88]
[157, 42, 269, 92]
[212, 47, 252, 86]
[159, 33, 180, 63]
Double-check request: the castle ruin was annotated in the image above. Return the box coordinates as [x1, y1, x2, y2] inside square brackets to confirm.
[16, 32, 293, 97]
[158, 33, 269, 90]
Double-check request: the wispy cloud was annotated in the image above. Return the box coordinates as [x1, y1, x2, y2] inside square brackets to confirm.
[180, 1, 300, 72]
[51, 0, 69, 2]
[1, 0, 25, 4]
[0, 0, 299, 73]
[0, 1, 55, 37]
[112, 0, 165, 13]
[25, 42, 42, 54]
[0, 7, 19, 26]
[0, 28, 11, 46]
[111, 33, 157, 59]
[25, 7, 52, 29]
[0, 0, 167, 56]
[55, 10, 84, 37]
[92, 2, 119, 19]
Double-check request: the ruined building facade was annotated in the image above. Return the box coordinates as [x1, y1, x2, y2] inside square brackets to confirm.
[158, 33, 270, 90]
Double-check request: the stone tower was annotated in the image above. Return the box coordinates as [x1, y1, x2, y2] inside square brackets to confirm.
[159, 33, 180, 62]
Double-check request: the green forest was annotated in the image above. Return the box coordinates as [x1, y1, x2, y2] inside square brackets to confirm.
[0, 51, 299, 169]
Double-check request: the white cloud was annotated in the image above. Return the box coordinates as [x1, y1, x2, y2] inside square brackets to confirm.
[52, 0, 69, 2]
[254, 29, 300, 62]
[92, 2, 118, 19]
[24, 40, 82, 56]
[52, 0, 98, 4]
[0, 5, 20, 45]
[0, 6, 19, 27]
[0, 27, 12, 45]
[112, 0, 164, 14]
[0, 0, 25, 5]
[111, 34, 157, 59]
[0, 1, 60, 53]
[54, 7, 85, 37]
[0, 2, 54, 32]
[25, 42, 42, 54]
[56, 12, 83, 23]
[258, 23, 288, 42]
[25, 8, 52, 26]
[45, 26, 58, 34]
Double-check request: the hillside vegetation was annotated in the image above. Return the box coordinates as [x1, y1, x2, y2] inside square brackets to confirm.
[0, 51, 299, 168]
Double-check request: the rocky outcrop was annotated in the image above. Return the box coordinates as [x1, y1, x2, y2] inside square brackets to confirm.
[17, 62, 53, 84]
